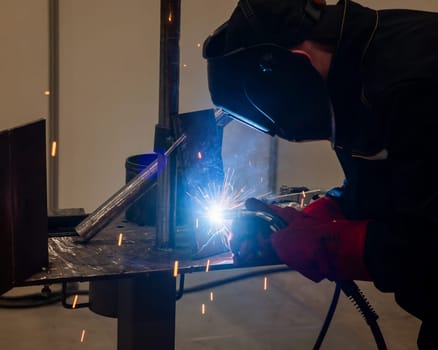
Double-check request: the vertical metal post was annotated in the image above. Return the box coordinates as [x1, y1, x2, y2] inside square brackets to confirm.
[269, 137, 278, 194]
[48, 0, 60, 213]
[154, 0, 181, 249]
[117, 272, 176, 350]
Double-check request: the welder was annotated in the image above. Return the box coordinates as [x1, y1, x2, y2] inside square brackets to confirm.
[202, 0, 438, 348]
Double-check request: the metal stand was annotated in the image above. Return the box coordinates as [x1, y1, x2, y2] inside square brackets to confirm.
[46, 2, 185, 349]
[117, 272, 176, 350]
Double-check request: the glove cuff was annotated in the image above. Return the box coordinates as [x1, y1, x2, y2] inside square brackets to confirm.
[324, 219, 371, 281]
[302, 196, 345, 221]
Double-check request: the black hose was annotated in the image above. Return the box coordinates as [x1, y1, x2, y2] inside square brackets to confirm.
[179, 270, 386, 350]
[338, 280, 387, 350]
[181, 266, 290, 294]
[179, 267, 340, 349]
[313, 283, 342, 350]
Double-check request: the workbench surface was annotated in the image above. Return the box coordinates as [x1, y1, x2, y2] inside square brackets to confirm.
[22, 215, 234, 286]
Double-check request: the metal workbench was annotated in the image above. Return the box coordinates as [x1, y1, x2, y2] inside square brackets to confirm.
[20, 213, 234, 350]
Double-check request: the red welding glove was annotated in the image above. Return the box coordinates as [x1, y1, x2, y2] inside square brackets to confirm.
[229, 196, 343, 266]
[302, 196, 345, 221]
[245, 198, 372, 282]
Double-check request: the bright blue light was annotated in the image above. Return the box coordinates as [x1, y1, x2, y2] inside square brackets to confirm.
[206, 204, 225, 224]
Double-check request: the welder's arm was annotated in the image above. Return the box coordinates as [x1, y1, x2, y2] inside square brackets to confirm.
[232, 197, 372, 282]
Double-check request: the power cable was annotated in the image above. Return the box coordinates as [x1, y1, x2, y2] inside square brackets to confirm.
[178, 268, 387, 350]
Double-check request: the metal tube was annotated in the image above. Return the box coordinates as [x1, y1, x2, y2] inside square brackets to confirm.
[76, 0, 183, 244]
[154, 0, 181, 250]
[48, 0, 59, 213]
[75, 135, 186, 243]
[158, 0, 180, 129]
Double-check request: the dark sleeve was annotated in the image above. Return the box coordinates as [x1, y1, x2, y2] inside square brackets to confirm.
[380, 81, 438, 156]
[364, 217, 438, 322]
[362, 81, 438, 322]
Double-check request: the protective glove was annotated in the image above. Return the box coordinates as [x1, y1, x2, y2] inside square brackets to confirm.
[302, 195, 345, 221]
[243, 197, 372, 282]
[230, 209, 281, 266]
[229, 197, 342, 266]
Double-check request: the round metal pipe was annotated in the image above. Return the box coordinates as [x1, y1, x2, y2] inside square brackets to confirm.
[48, 0, 59, 212]
[154, 0, 181, 249]
[75, 135, 186, 243]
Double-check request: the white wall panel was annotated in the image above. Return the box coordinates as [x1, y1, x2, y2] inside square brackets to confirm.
[0, 0, 48, 130]
[58, 0, 160, 211]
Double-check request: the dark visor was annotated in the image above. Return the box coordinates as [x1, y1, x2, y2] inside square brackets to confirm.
[203, 22, 332, 141]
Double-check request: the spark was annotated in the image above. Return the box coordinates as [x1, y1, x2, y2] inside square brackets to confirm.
[263, 276, 268, 291]
[205, 259, 210, 272]
[197, 151, 202, 159]
[201, 303, 206, 315]
[117, 233, 123, 246]
[191, 168, 250, 214]
[80, 329, 86, 342]
[187, 168, 273, 256]
[188, 168, 255, 243]
[50, 141, 57, 157]
[168, 11, 172, 22]
[173, 260, 179, 277]
[299, 190, 306, 208]
[210, 291, 214, 301]
[72, 294, 79, 309]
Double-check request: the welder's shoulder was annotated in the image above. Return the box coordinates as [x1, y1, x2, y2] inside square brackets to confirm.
[362, 8, 438, 99]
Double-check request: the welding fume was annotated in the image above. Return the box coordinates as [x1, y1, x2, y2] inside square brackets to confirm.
[201, 0, 438, 349]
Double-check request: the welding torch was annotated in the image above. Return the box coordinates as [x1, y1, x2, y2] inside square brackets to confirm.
[203, 200, 288, 266]
[217, 207, 288, 232]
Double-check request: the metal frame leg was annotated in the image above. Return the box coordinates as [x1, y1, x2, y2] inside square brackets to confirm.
[117, 272, 176, 350]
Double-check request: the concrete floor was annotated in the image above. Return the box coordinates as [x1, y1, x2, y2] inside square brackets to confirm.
[0, 267, 421, 350]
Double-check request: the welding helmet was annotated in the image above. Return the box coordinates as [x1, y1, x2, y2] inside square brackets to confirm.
[203, 0, 333, 141]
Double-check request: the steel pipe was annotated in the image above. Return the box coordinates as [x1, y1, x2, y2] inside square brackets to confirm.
[75, 134, 186, 243]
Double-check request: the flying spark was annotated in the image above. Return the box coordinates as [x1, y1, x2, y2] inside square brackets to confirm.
[188, 168, 256, 246]
[299, 191, 306, 208]
[80, 329, 86, 342]
[117, 233, 123, 246]
[72, 294, 79, 309]
[173, 260, 179, 277]
[50, 141, 57, 157]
